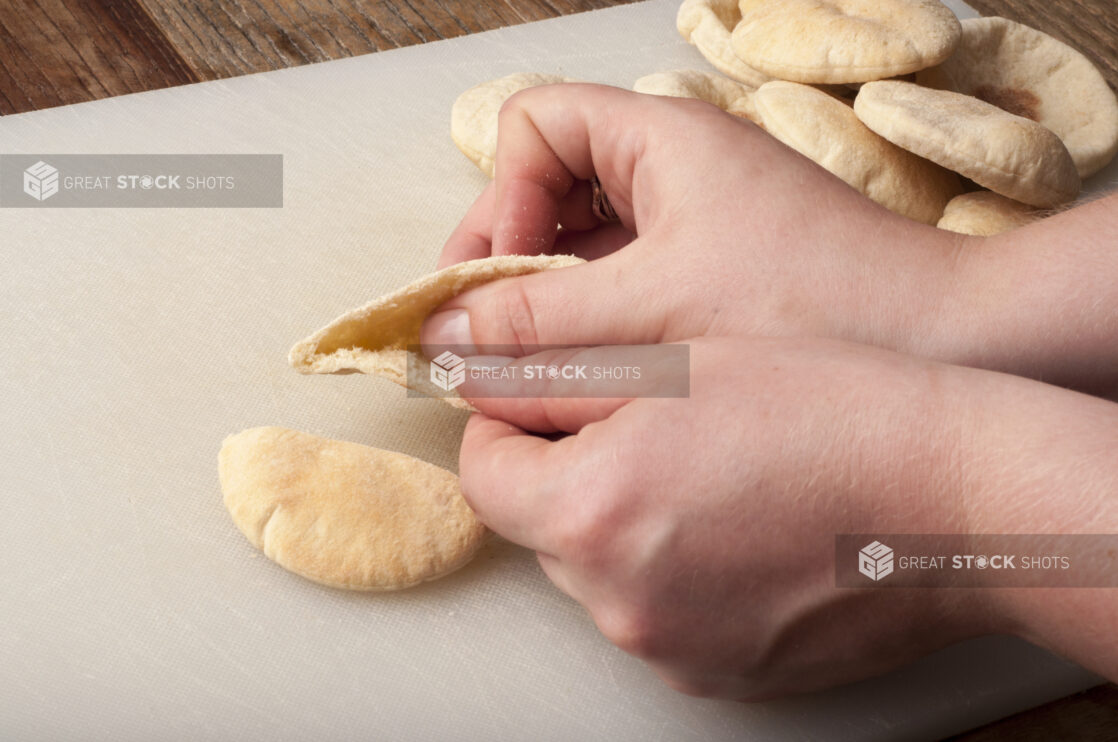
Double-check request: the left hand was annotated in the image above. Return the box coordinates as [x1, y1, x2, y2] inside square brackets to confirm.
[453, 335, 1118, 698]
[455, 336, 988, 699]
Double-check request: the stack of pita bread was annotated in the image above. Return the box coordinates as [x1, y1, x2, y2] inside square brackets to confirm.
[679, 0, 1117, 233]
[452, 1, 1118, 235]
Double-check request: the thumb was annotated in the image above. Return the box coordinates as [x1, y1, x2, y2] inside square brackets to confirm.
[419, 250, 667, 354]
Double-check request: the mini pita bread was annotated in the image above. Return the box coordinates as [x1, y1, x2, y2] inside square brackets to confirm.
[753, 81, 961, 224]
[731, 0, 962, 84]
[936, 191, 1039, 236]
[451, 73, 574, 177]
[220, 427, 487, 591]
[289, 254, 585, 409]
[916, 17, 1118, 178]
[854, 81, 1080, 207]
[634, 69, 760, 124]
[676, 0, 771, 87]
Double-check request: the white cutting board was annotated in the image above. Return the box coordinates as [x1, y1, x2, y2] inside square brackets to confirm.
[0, 1, 1108, 739]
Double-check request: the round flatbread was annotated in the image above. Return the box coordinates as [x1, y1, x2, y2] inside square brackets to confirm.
[916, 17, 1118, 178]
[451, 73, 574, 177]
[754, 80, 961, 224]
[220, 427, 488, 591]
[289, 254, 585, 410]
[634, 69, 760, 123]
[854, 81, 1080, 207]
[937, 191, 1039, 236]
[731, 0, 962, 84]
[676, 0, 771, 87]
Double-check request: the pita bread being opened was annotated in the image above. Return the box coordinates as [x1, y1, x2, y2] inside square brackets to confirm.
[634, 69, 760, 123]
[220, 427, 487, 591]
[676, 0, 771, 87]
[451, 73, 574, 177]
[289, 254, 585, 410]
[916, 17, 1118, 179]
[753, 81, 961, 224]
[854, 81, 1080, 208]
[937, 191, 1040, 236]
[731, 0, 961, 84]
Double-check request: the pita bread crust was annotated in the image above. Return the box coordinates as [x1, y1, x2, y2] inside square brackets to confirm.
[754, 80, 961, 224]
[634, 69, 761, 123]
[937, 191, 1039, 236]
[854, 81, 1080, 207]
[451, 73, 574, 177]
[289, 254, 586, 410]
[677, 0, 771, 87]
[219, 427, 488, 591]
[731, 0, 962, 84]
[916, 17, 1118, 178]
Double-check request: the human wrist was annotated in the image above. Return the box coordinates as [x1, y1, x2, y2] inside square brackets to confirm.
[915, 206, 1118, 394]
[884, 226, 986, 368]
[832, 216, 980, 364]
[943, 369, 1118, 642]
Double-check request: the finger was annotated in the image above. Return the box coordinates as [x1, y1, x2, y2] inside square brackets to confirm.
[456, 346, 640, 433]
[466, 394, 630, 435]
[439, 180, 632, 268]
[437, 181, 497, 269]
[556, 178, 599, 232]
[458, 413, 569, 551]
[490, 83, 663, 256]
[420, 249, 670, 354]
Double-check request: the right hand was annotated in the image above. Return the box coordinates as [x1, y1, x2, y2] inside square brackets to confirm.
[425, 83, 966, 361]
[425, 83, 1118, 396]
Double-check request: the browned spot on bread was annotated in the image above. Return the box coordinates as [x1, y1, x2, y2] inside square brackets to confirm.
[975, 85, 1041, 121]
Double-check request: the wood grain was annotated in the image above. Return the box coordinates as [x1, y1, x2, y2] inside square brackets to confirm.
[2, 1, 1113, 114]
[950, 682, 1118, 741]
[0, 0, 197, 113]
[133, 0, 631, 80]
[0, 0, 636, 112]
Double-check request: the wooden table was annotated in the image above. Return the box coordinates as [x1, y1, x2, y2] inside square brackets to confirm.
[1, 0, 1114, 113]
[2, 0, 1115, 738]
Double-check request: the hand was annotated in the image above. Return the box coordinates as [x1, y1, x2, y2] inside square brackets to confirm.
[426, 83, 962, 362]
[454, 336, 1118, 699]
[425, 83, 1118, 394]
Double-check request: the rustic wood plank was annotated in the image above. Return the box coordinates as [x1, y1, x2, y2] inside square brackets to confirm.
[950, 682, 1118, 741]
[0, 0, 197, 114]
[967, 0, 1118, 90]
[128, 0, 637, 82]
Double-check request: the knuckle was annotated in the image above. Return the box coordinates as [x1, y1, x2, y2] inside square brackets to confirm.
[549, 460, 633, 562]
[496, 90, 527, 122]
[482, 280, 541, 351]
[595, 605, 660, 658]
[499, 86, 536, 116]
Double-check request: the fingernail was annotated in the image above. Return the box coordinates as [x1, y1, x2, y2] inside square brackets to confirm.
[421, 309, 477, 357]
